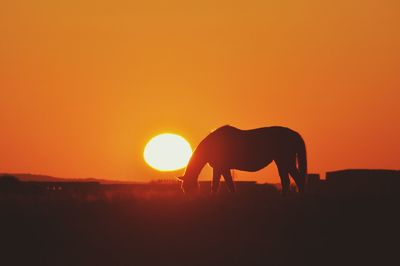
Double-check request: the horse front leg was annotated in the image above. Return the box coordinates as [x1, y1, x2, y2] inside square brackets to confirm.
[222, 169, 236, 193]
[211, 168, 221, 194]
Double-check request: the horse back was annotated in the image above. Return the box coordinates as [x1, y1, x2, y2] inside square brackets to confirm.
[208, 125, 300, 148]
[202, 126, 302, 169]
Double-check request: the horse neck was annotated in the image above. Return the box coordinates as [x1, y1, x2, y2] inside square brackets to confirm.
[184, 147, 207, 181]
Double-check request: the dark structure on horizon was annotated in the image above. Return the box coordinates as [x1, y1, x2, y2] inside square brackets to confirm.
[325, 169, 400, 195]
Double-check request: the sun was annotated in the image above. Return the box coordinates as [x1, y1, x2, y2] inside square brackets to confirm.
[144, 133, 193, 171]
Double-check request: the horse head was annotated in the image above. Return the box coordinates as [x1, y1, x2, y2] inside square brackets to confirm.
[177, 175, 199, 193]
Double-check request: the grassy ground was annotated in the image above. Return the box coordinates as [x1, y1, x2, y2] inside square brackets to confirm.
[0, 186, 398, 266]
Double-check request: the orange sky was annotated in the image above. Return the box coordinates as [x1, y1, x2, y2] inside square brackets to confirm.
[1, 0, 399, 183]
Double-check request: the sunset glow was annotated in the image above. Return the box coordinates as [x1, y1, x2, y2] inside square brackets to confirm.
[0, 0, 399, 182]
[144, 134, 192, 171]
[1, 1, 398, 265]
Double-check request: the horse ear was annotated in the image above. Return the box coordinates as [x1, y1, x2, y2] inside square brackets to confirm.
[177, 176, 184, 181]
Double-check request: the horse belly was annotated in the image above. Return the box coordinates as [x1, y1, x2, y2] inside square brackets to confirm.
[227, 146, 273, 171]
[208, 133, 275, 171]
[233, 158, 273, 172]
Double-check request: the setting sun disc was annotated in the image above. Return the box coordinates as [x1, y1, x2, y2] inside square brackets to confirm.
[144, 133, 192, 171]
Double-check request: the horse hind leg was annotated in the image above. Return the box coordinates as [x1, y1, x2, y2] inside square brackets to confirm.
[277, 154, 305, 194]
[289, 167, 305, 193]
[287, 153, 305, 193]
[276, 162, 290, 196]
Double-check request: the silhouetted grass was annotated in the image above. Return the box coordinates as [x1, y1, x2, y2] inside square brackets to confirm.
[0, 184, 398, 266]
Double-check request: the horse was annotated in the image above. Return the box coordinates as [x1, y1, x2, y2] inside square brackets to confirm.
[178, 125, 307, 195]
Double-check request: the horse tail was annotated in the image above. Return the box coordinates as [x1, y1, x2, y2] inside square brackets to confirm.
[296, 136, 307, 180]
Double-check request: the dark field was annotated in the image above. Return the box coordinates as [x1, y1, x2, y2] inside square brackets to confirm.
[1, 182, 399, 266]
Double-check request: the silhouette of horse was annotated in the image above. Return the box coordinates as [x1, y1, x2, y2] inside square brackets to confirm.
[178, 125, 307, 195]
